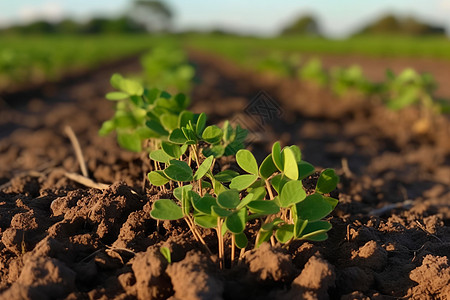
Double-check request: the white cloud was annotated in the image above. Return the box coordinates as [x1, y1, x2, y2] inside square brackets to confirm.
[18, 1, 64, 23]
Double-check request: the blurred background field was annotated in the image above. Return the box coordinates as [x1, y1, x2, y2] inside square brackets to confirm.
[0, 0, 449, 93]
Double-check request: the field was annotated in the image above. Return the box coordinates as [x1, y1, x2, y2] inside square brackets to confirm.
[0, 34, 449, 299]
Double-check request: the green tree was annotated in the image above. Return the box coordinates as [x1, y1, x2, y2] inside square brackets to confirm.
[130, 0, 173, 32]
[280, 15, 321, 36]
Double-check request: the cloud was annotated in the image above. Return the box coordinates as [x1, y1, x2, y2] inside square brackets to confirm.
[18, 1, 64, 23]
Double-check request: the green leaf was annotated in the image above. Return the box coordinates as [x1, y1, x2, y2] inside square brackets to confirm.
[298, 161, 315, 180]
[279, 180, 306, 208]
[256, 229, 272, 248]
[226, 208, 246, 234]
[99, 120, 115, 136]
[211, 178, 227, 195]
[110, 73, 123, 89]
[217, 189, 240, 209]
[196, 113, 207, 135]
[194, 215, 217, 228]
[120, 78, 143, 96]
[173, 184, 192, 201]
[236, 150, 258, 175]
[283, 147, 298, 180]
[259, 154, 278, 179]
[261, 218, 284, 231]
[169, 128, 188, 144]
[202, 125, 223, 144]
[271, 174, 289, 194]
[229, 174, 258, 190]
[201, 180, 212, 189]
[181, 127, 197, 144]
[234, 232, 248, 249]
[149, 149, 172, 164]
[178, 110, 195, 128]
[246, 186, 267, 201]
[117, 131, 141, 152]
[304, 232, 328, 241]
[192, 193, 216, 214]
[275, 224, 294, 243]
[272, 141, 283, 171]
[164, 160, 193, 182]
[316, 169, 339, 194]
[160, 114, 179, 132]
[296, 194, 333, 221]
[148, 171, 169, 186]
[150, 199, 183, 220]
[324, 197, 338, 210]
[211, 205, 233, 217]
[106, 91, 128, 100]
[160, 247, 171, 264]
[300, 221, 332, 240]
[193, 156, 214, 181]
[289, 145, 302, 162]
[174, 93, 189, 110]
[161, 142, 187, 159]
[247, 200, 280, 215]
[146, 120, 169, 137]
[214, 170, 239, 183]
[203, 145, 225, 158]
[294, 218, 308, 238]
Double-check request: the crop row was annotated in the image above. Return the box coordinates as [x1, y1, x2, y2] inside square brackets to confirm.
[100, 45, 339, 267]
[0, 35, 173, 91]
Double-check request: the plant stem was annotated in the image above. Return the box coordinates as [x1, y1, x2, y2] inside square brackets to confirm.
[231, 234, 236, 265]
[239, 247, 245, 261]
[265, 179, 274, 200]
[216, 218, 224, 269]
[185, 216, 212, 255]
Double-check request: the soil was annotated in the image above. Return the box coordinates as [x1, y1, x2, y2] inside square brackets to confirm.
[0, 48, 449, 300]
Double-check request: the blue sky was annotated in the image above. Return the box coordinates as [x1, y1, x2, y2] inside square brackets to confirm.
[1, 0, 449, 37]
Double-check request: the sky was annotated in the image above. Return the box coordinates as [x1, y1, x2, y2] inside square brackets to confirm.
[0, 0, 449, 38]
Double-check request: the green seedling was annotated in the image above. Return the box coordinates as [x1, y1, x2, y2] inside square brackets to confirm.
[330, 65, 374, 97]
[298, 58, 328, 87]
[160, 246, 172, 264]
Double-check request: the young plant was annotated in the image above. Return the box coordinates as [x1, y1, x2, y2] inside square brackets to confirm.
[298, 58, 328, 87]
[330, 65, 374, 97]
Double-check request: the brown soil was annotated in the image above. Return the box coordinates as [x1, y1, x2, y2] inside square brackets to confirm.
[0, 49, 449, 300]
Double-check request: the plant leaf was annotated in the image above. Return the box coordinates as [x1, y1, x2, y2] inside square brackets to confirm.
[164, 160, 193, 182]
[192, 193, 216, 214]
[247, 200, 280, 215]
[194, 215, 217, 228]
[289, 145, 302, 162]
[173, 184, 193, 201]
[160, 247, 171, 264]
[296, 194, 333, 221]
[149, 149, 172, 164]
[161, 141, 186, 158]
[271, 174, 289, 194]
[298, 161, 315, 180]
[148, 171, 169, 186]
[259, 154, 278, 179]
[146, 120, 169, 137]
[217, 189, 240, 209]
[316, 169, 339, 194]
[214, 170, 239, 182]
[106, 92, 128, 101]
[211, 205, 233, 217]
[279, 180, 306, 208]
[236, 149, 258, 175]
[275, 224, 294, 243]
[117, 131, 141, 152]
[196, 112, 207, 135]
[324, 197, 339, 209]
[150, 199, 183, 220]
[178, 110, 195, 128]
[283, 147, 298, 180]
[160, 114, 179, 132]
[202, 125, 223, 144]
[299, 220, 332, 240]
[234, 232, 248, 249]
[256, 229, 272, 248]
[272, 141, 283, 171]
[169, 128, 188, 144]
[229, 174, 258, 190]
[194, 156, 214, 181]
[226, 208, 246, 234]
[203, 145, 225, 158]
